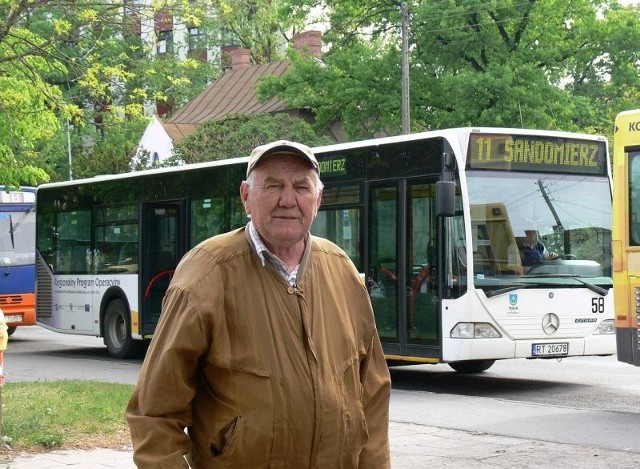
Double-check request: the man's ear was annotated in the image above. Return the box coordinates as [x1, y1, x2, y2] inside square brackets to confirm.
[240, 181, 251, 215]
[314, 188, 323, 217]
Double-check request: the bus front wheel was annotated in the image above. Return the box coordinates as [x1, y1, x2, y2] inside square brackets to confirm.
[448, 360, 496, 373]
[104, 299, 144, 359]
[7, 326, 16, 336]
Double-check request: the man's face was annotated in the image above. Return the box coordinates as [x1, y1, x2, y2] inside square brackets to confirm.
[240, 154, 322, 251]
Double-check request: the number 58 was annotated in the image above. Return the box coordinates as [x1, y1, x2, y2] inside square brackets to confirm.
[591, 297, 605, 313]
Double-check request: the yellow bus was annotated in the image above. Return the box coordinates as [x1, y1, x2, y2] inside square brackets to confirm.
[612, 109, 640, 366]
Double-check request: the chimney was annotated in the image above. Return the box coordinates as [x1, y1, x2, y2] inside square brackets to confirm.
[221, 45, 252, 70]
[293, 30, 322, 58]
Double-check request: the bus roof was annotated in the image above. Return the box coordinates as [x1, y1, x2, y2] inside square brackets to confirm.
[37, 127, 607, 190]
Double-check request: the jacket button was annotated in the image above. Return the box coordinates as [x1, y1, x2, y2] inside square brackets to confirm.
[287, 286, 295, 294]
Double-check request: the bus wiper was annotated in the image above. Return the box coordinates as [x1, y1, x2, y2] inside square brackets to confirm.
[8, 206, 34, 250]
[525, 273, 608, 296]
[12, 205, 34, 232]
[571, 276, 608, 296]
[9, 214, 14, 249]
[484, 284, 526, 298]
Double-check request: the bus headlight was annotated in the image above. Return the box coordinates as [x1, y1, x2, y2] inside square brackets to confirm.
[451, 322, 502, 339]
[595, 319, 615, 334]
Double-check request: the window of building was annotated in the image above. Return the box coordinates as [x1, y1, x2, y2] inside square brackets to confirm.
[157, 30, 173, 54]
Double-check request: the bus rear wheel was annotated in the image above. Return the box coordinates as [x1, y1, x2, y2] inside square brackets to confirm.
[448, 360, 496, 373]
[104, 299, 145, 359]
[7, 326, 16, 336]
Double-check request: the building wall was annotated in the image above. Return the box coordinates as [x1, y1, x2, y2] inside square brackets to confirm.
[134, 115, 174, 165]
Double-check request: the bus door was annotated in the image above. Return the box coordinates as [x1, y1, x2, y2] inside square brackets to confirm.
[368, 179, 440, 359]
[140, 201, 186, 336]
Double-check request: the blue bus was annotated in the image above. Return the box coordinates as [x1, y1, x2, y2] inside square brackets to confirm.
[0, 186, 37, 335]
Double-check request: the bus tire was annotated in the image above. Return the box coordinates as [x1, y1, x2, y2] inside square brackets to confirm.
[104, 299, 144, 359]
[7, 326, 16, 336]
[448, 359, 495, 373]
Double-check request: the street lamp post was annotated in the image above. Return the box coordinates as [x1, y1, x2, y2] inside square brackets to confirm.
[401, 2, 410, 134]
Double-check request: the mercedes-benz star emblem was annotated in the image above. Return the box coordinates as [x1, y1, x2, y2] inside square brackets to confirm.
[542, 313, 560, 335]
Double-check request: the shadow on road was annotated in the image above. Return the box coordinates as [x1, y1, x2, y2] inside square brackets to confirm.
[389, 364, 582, 399]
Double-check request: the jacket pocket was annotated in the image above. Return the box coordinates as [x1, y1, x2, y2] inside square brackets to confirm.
[210, 416, 239, 457]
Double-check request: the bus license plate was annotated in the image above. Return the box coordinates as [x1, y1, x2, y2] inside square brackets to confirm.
[4, 314, 22, 323]
[532, 342, 569, 356]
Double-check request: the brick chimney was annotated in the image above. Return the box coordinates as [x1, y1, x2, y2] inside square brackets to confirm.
[221, 45, 252, 70]
[293, 30, 322, 58]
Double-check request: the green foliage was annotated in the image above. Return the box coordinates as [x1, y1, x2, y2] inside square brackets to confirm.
[71, 115, 152, 180]
[3, 0, 638, 182]
[173, 113, 335, 164]
[213, 0, 307, 62]
[2, 380, 133, 449]
[272, 0, 640, 139]
[0, 12, 67, 186]
[0, 0, 222, 183]
[31, 115, 150, 182]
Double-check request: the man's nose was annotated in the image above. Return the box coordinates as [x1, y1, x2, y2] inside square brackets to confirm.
[279, 184, 296, 207]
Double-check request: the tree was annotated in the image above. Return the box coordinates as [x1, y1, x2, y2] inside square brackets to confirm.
[172, 113, 334, 164]
[211, 0, 310, 62]
[0, 0, 70, 186]
[0, 0, 220, 184]
[265, 0, 640, 140]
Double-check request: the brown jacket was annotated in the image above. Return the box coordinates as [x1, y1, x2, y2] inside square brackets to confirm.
[126, 228, 391, 468]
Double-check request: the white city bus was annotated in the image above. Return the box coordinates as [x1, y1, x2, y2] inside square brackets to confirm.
[35, 127, 615, 370]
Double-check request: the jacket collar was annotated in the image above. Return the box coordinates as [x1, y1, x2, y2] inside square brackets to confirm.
[244, 222, 313, 285]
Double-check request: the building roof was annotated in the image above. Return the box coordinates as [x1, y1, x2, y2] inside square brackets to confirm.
[163, 60, 292, 144]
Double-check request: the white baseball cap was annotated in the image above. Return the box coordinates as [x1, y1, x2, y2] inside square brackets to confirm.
[246, 140, 319, 177]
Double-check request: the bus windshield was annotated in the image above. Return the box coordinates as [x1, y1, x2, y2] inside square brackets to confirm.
[463, 171, 612, 290]
[0, 209, 36, 266]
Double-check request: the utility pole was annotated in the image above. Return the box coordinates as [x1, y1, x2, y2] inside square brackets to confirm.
[401, 2, 410, 134]
[67, 120, 73, 181]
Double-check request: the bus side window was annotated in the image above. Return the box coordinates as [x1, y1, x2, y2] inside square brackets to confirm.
[74, 244, 90, 273]
[118, 243, 138, 265]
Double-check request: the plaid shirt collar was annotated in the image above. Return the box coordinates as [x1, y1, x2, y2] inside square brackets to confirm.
[248, 221, 299, 285]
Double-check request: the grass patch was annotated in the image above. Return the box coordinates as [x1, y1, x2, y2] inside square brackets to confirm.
[1, 380, 134, 450]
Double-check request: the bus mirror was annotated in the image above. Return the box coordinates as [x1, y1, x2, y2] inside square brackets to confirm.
[436, 181, 455, 217]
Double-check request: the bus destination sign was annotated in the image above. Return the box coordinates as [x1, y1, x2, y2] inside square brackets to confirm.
[467, 134, 607, 175]
[0, 191, 36, 203]
[317, 156, 348, 176]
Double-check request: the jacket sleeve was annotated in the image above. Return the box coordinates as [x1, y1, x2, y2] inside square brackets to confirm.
[358, 329, 391, 468]
[126, 284, 209, 468]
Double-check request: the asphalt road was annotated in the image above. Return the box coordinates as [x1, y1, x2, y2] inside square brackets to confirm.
[5, 325, 640, 454]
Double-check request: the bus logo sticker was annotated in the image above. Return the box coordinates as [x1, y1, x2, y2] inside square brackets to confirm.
[508, 293, 519, 313]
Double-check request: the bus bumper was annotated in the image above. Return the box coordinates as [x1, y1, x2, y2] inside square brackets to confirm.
[0, 293, 36, 326]
[442, 334, 616, 362]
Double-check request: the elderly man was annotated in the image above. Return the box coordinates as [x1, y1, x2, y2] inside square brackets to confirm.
[126, 140, 391, 468]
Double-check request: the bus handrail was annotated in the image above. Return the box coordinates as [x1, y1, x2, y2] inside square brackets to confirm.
[143, 269, 175, 300]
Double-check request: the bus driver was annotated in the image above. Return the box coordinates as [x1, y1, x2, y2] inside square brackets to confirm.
[519, 228, 558, 266]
